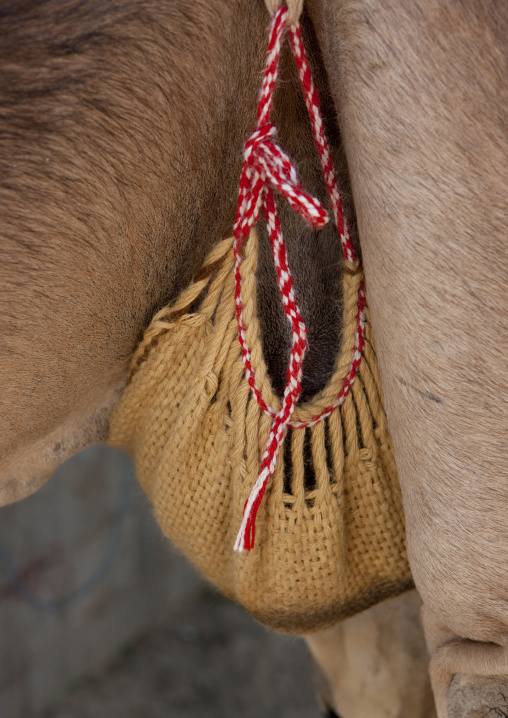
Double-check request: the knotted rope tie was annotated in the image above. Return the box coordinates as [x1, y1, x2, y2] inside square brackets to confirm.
[233, 6, 365, 553]
[233, 8, 331, 554]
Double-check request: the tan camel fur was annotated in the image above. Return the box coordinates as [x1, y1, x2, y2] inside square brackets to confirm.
[0, 0, 266, 502]
[1, 1, 507, 716]
[302, 1, 508, 716]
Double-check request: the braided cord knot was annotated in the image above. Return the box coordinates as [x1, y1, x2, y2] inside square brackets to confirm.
[235, 122, 328, 241]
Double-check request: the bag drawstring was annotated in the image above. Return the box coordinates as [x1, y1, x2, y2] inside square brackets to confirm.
[233, 6, 365, 552]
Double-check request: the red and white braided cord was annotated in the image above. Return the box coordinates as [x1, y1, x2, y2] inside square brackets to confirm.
[233, 7, 366, 553]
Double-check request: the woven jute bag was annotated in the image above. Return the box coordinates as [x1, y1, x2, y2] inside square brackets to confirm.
[107, 226, 412, 633]
[108, 8, 412, 633]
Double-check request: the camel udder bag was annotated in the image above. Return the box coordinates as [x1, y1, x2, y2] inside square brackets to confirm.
[106, 10, 412, 634]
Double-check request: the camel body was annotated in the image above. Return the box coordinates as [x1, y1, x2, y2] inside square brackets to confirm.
[1, 2, 507, 716]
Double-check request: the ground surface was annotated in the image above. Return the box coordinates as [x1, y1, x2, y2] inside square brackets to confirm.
[43, 585, 323, 718]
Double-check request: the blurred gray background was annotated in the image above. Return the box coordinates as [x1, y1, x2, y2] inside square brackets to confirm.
[0, 445, 322, 718]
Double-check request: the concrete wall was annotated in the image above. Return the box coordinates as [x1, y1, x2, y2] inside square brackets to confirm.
[0, 445, 201, 718]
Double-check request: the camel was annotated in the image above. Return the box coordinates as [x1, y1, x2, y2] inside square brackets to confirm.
[1, 1, 506, 716]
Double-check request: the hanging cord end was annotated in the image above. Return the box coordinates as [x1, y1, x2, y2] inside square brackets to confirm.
[234, 467, 271, 553]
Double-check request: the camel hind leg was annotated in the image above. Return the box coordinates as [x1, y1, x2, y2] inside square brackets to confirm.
[305, 590, 436, 718]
